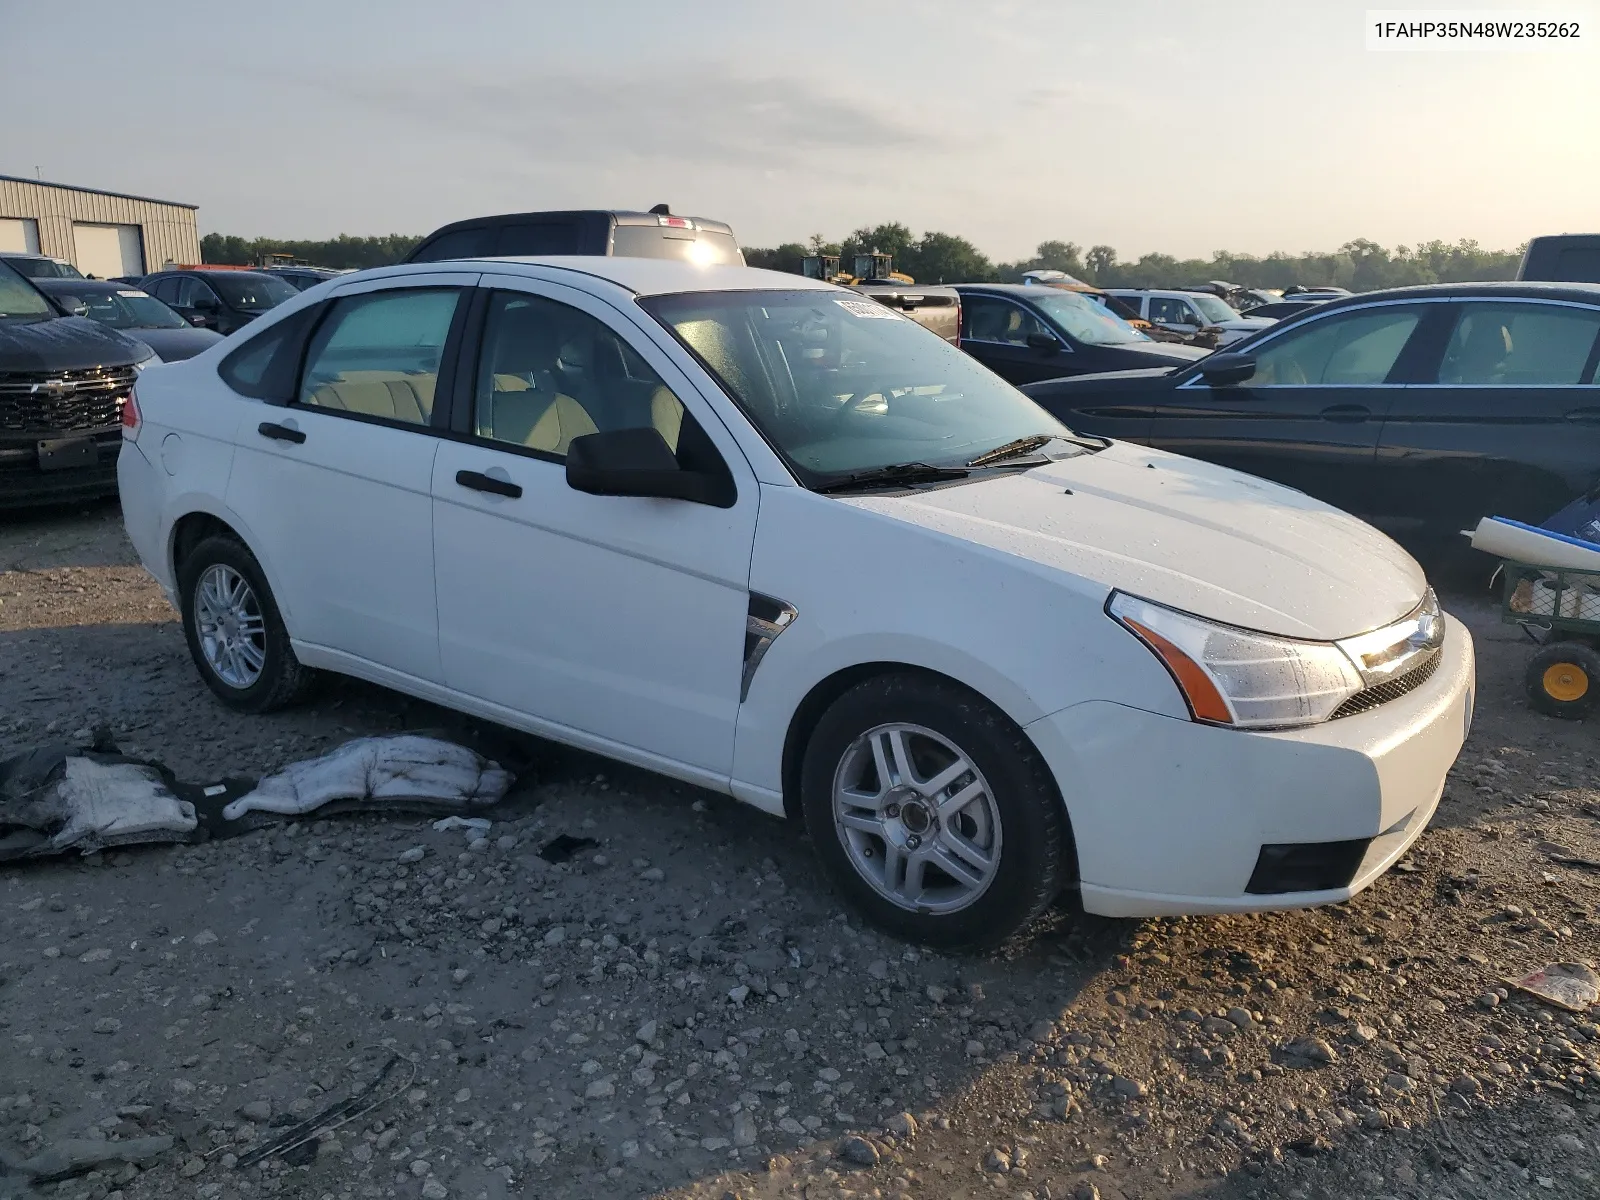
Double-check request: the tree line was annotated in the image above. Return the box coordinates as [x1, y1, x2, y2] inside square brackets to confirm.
[202, 227, 1524, 291]
[742, 224, 1525, 290]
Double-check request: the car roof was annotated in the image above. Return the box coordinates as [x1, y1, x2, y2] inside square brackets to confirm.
[1307, 280, 1600, 310]
[340, 257, 837, 298]
[952, 283, 1101, 297]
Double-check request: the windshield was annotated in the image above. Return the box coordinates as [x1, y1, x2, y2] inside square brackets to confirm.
[1027, 290, 1150, 345]
[6, 256, 84, 279]
[211, 273, 298, 311]
[642, 289, 1073, 484]
[60, 288, 187, 330]
[610, 226, 745, 266]
[0, 260, 54, 319]
[1190, 294, 1243, 323]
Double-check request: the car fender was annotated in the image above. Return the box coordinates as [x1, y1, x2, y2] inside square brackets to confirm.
[729, 484, 1188, 803]
[161, 492, 299, 626]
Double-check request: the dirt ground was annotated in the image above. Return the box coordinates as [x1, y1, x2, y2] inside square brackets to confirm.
[2, 501, 1599, 1200]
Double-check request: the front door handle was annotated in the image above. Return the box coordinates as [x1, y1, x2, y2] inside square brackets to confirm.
[257, 421, 306, 444]
[1319, 404, 1371, 423]
[455, 469, 522, 499]
[1565, 407, 1600, 424]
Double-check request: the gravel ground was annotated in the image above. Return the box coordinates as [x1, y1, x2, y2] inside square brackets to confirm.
[2, 501, 1599, 1200]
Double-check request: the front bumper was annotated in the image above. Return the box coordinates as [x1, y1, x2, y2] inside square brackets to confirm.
[0, 428, 122, 508]
[1026, 613, 1475, 916]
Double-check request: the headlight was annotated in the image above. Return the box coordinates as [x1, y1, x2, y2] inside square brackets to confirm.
[1109, 592, 1365, 728]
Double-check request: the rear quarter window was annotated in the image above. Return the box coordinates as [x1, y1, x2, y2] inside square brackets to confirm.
[217, 305, 323, 399]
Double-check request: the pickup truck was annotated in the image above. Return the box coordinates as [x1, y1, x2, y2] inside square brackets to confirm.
[849, 283, 961, 344]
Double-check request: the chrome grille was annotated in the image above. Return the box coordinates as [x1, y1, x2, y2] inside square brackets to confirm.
[0, 365, 135, 434]
[1331, 649, 1442, 718]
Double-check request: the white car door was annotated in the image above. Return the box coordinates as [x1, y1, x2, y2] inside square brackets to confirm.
[430, 278, 759, 781]
[224, 272, 478, 682]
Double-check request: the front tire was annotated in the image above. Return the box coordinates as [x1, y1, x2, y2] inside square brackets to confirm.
[800, 672, 1069, 950]
[178, 534, 314, 713]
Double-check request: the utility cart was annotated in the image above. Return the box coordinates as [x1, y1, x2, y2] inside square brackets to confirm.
[1499, 560, 1600, 717]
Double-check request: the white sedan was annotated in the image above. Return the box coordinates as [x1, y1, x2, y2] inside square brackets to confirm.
[118, 257, 1474, 948]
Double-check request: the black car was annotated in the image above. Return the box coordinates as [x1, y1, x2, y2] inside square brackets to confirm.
[138, 269, 298, 335]
[1244, 299, 1329, 321]
[952, 284, 1207, 385]
[1024, 282, 1600, 552]
[261, 266, 344, 291]
[405, 206, 743, 265]
[35, 278, 224, 362]
[0, 259, 153, 507]
[0, 253, 85, 280]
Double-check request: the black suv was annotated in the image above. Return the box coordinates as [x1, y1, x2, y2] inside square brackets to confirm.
[138, 268, 299, 335]
[406, 206, 743, 265]
[0, 259, 154, 507]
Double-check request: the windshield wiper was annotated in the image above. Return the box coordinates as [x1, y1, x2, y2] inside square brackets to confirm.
[813, 462, 971, 494]
[966, 435, 1059, 468]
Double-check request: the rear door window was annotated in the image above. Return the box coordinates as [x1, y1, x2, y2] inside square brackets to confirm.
[1437, 303, 1600, 385]
[297, 288, 465, 426]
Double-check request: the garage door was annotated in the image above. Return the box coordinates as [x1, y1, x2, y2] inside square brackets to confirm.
[0, 217, 40, 254]
[72, 222, 145, 278]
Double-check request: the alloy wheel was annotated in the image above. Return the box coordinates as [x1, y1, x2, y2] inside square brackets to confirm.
[831, 722, 1002, 914]
[194, 563, 267, 688]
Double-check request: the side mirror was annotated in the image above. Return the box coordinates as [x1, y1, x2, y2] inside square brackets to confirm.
[187, 313, 210, 326]
[566, 427, 721, 504]
[1198, 352, 1257, 387]
[59, 296, 89, 317]
[192, 294, 220, 312]
[1026, 331, 1061, 352]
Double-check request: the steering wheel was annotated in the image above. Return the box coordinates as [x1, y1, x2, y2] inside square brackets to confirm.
[828, 377, 900, 423]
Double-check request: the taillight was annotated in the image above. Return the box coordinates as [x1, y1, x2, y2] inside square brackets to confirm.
[121, 384, 141, 441]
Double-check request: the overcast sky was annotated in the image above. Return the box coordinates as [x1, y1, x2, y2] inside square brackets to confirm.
[4, 0, 1595, 259]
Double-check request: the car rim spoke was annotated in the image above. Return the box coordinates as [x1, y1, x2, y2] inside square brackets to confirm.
[919, 757, 970, 798]
[832, 721, 1003, 915]
[936, 778, 986, 821]
[838, 810, 885, 836]
[928, 842, 987, 892]
[899, 853, 927, 904]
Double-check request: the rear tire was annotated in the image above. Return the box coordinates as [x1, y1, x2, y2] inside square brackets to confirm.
[178, 534, 315, 713]
[1525, 641, 1600, 719]
[800, 672, 1069, 950]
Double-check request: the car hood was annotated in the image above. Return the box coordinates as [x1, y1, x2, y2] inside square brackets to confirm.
[837, 441, 1426, 640]
[0, 315, 148, 372]
[125, 325, 224, 362]
[1216, 317, 1274, 332]
[1022, 365, 1191, 394]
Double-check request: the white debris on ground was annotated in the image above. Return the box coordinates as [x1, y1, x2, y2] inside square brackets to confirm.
[0, 756, 195, 860]
[221, 736, 514, 820]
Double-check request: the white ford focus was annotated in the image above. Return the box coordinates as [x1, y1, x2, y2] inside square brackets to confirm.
[118, 258, 1474, 947]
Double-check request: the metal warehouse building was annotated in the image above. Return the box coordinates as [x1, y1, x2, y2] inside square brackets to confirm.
[0, 175, 201, 279]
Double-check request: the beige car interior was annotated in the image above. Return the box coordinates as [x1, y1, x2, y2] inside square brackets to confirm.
[479, 297, 685, 456]
[299, 292, 688, 455]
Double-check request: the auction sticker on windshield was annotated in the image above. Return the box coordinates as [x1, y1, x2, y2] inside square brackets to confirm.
[117, 290, 147, 298]
[835, 299, 903, 320]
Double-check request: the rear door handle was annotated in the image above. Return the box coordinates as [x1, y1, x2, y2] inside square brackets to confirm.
[257, 421, 306, 444]
[1319, 404, 1371, 423]
[455, 469, 522, 499]
[1565, 408, 1600, 424]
